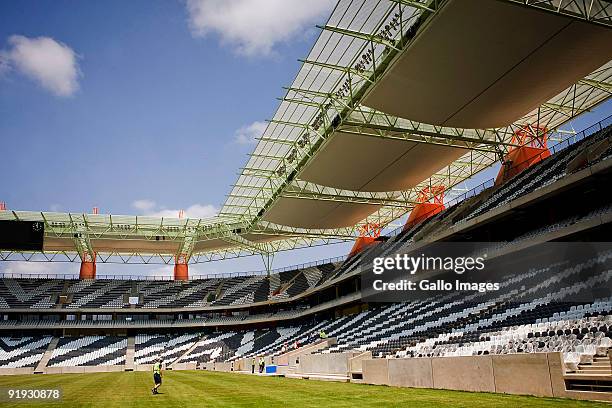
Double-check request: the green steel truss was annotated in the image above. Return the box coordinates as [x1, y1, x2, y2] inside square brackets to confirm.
[1, 0, 611, 266]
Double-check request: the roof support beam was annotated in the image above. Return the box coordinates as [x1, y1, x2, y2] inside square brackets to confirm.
[388, 0, 437, 13]
[338, 122, 515, 153]
[503, 0, 612, 28]
[579, 78, 612, 94]
[69, 214, 95, 262]
[316, 25, 400, 51]
[299, 59, 374, 84]
[279, 191, 415, 207]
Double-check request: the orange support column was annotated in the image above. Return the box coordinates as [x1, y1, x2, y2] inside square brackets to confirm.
[174, 255, 189, 281]
[404, 186, 445, 231]
[79, 253, 96, 279]
[496, 125, 550, 185]
[348, 223, 382, 258]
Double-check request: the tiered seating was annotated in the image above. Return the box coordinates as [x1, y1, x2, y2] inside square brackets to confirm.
[315, 262, 339, 285]
[0, 279, 63, 309]
[397, 314, 611, 373]
[464, 126, 611, 222]
[212, 246, 609, 361]
[67, 280, 133, 309]
[160, 333, 201, 362]
[134, 333, 202, 365]
[142, 280, 220, 309]
[269, 269, 302, 300]
[319, 251, 612, 357]
[0, 336, 52, 368]
[253, 278, 270, 303]
[137, 281, 180, 307]
[178, 332, 241, 364]
[47, 336, 126, 366]
[134, 334, 170, 365]
[213, 276, 267, 306]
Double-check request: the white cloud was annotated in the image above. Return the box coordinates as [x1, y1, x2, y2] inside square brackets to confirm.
[0, 261, 79, 276]
[138, 265, 173, 277]
[131, 200, 218, 219]
[132, 199, 156, 212]
[0, 35, 81, 96]
[185, 0, 334, 56]
[235, 121, 266, 144]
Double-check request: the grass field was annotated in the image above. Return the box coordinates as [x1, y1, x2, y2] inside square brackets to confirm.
[0, 370, 608, 408]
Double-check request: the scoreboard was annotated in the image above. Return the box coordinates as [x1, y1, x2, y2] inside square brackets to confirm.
[0, 220, 44, 251]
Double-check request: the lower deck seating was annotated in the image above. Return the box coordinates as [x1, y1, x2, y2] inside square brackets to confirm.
[178, 332, 241, 364]
[0, 336, 52, 368]
[47, 336, 127, 367]
[134, 333, 201, 365]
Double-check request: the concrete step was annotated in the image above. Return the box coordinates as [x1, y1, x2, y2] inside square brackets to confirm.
[124, 336, 135, 371]
[564, 389, 612, 401]
[568, 383, 612, 392]
[34, 337, 59, 374]
[286, 373, 350, 382]
[578, 365, 611, 371]
[565, 373, 612, 381]
[170, 335, 202, 367]
[578, 371, 612, 376]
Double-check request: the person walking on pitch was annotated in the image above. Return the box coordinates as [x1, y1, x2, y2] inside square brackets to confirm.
[152, 358, 163, 395]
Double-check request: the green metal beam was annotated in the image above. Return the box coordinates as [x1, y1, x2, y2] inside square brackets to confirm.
[316, 25, 400, 51]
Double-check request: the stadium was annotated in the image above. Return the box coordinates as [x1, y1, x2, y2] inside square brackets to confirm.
[1, 0, 612, 406]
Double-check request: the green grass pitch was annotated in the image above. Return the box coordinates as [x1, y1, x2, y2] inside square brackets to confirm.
[0, 370, 608, 407]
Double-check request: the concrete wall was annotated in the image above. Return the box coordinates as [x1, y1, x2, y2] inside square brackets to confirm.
[492, 353, 552, 397]
[297, 352, 357, 375]
[0, 367, 35, 376]
[388, 358, 434, 388]
[362, 359, 388, 385]
[45, 365, 125, 374]
[276, 338, 337, 366]
[171, 362, 197, 371]
[276, 365, 289, 376]
[349, 351, 372, 373]
[235, 358, 249, 372]
[432, 355, 495, 392]
[362, 353, 612, 401]
[214, 362, 232, 372]
[134, 364, 154, 372]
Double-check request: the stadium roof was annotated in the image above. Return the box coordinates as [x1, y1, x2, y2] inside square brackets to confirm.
[2, 0, 611, 265]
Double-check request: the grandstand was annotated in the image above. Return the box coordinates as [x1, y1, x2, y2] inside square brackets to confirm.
[1, 0, 612, 405]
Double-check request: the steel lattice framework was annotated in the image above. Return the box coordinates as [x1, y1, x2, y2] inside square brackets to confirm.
[1, 0, 611, 267]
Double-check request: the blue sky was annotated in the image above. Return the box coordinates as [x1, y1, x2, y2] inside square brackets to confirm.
[0, 0, 610, 277]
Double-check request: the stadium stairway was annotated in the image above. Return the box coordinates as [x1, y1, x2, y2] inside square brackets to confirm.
[34, 336, 59, 374]
[348, 351, 371, 383]
[275, 338, 337, 366]
[285, 372, 350, 382]
[124, 336, 135, 371]
[169, 334, 205, 369]
[565, 349, 612, 393]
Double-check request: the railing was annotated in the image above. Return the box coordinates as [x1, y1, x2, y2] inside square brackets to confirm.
[0, 254, 347, 281]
